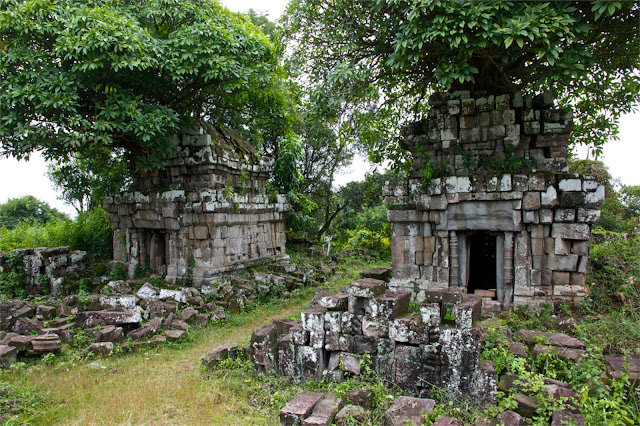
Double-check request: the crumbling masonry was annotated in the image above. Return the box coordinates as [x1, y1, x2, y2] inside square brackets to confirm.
[104, 125, 288, 285]
[383, 92, 605, 309]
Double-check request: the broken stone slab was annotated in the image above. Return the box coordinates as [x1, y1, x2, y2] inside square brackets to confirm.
[87, 342, 114, 357]
[248, 323, 278, 374]
[209, 308, 226, 321]
[347, 278, 387, 299]
[533, 345, 586, 362]
[76, 307, 142, 328]
[28, 334, 62, 355]
[334, 405, 369, 426]
[121, 335, 167, 350]
[163, 329, 187, 341]
[128, 317, 162, 340]
[0, 344, 17, 368]
[303, 393, 344, 426]
[178, 307, 199, 323]
[36, 305, 56, 321]
[201, 343, 240, 370]
[496, 410, 529, 425]
[280, 391, 325, 426]
[359, 266, 393, 282]
[136, 282, 159, 300]
[42, 324, 75, 344]
[383, 396, 435, 426]
[159, 289, 187, 304]
[88, 295, 137, 311]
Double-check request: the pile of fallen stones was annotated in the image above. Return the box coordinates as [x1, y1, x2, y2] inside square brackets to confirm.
[245, 267, 495, 403]
[0, 263, 332, 369]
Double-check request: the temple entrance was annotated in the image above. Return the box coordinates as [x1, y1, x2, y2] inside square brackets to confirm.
[467, 234, 497, 298]
[142, 230, 166, 272]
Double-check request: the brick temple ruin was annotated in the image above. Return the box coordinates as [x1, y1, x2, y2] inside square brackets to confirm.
[104, 124, 288, 285]
[384, 92, 604, 309]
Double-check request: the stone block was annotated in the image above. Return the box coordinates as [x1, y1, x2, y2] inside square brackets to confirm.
[368, 291, 411, 320]
[362, 316, 388, 338]
[389, 316, 424, 345]
[551, 223, 590, 241]
[324, 312, 342, 333]
[359, 266, 393, 282]
[560, 192, 585, 208]
[29, 334, 61, 355]
[554, 238, 572, 255]
[318, 293, 348, 311]
[76, 308, 142, 328]
[571, 241, 590, 256]
[423, 287, 465, 304]
[541, 186, 558, 207]
[347, 279, 386, 299]
[552, 271, 571, 286]
[523, 192, 541, 210]
[248, 323, 278, 374]
[577, 209, 600, 224]
[301, 307, 327, 349]
[96, 325, 124, 343]
[201, 343, 240, 370]
[340, 312, 362, 336]
[298, 346, 326, 380]
[353, 336, 377, 354]
[420, 303, 441, 327]
[280, 392, 325, 426]
[87, 342, 114, 357]
[383, 396, 435, 426]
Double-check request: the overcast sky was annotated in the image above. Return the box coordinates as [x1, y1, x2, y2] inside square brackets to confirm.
[0, 0, 638, 215]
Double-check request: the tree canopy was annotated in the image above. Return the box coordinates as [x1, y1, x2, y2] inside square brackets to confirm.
[284, 0, 639, 164]
[0, 0, 288, 171]
[0, 195, 67, 229]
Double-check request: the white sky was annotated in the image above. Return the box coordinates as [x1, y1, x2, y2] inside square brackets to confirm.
[0, 0, 638, 215]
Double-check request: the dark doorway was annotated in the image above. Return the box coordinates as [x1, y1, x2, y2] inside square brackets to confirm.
[144, 230, 166, 272]
[467, 234, 497, 297]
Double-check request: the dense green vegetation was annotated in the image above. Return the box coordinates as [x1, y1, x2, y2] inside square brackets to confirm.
[0, 206, 112, 259]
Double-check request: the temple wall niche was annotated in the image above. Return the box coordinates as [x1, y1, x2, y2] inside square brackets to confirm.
[104, 125, 288, 286]
[384, 91, 604, 311]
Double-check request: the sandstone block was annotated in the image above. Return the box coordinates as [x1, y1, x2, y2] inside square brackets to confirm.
[383, 396, 435, 426]
[280, 392, 325, 426]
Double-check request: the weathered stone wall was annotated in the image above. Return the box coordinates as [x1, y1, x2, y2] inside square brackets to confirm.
[104, 126, 288, 285]
[384, 92, 604, 308]
[0, 247, 86, 296]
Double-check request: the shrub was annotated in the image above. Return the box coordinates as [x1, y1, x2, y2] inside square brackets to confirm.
[0, 207, 113, 260]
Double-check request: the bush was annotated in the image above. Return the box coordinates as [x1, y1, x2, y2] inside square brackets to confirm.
[0, 207, 113, 260]
[340, 229, 391, 260]
[586, 234, 640, 315]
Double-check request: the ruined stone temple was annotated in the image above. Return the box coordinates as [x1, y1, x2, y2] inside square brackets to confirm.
[104, 124, 288, 285]
[384, 92, 605, 309]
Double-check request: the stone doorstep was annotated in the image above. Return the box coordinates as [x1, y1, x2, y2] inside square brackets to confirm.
[280, 392, 326, 426]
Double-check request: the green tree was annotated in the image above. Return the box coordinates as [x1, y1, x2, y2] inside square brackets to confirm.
[568, 159, 638, 233]
[46, 147, 130, 213]
[0, 0, 287, 172]
[284, 0, 639, 166]
[0, 196, 67, 229]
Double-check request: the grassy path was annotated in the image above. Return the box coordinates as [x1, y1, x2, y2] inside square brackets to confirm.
[2, 293, 323, 425]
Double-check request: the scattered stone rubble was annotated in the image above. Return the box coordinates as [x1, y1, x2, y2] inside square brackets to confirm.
[0, 262, 331, 369]
[247, 269, 495, 401]
[104, 124, 289, 285]
[384, 91, 604, 310]
[0, 246, 86, 296]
